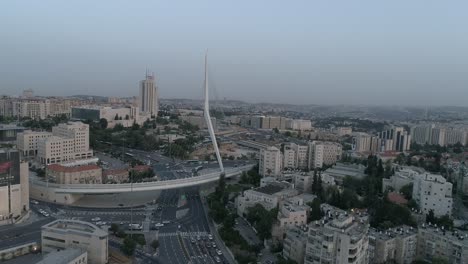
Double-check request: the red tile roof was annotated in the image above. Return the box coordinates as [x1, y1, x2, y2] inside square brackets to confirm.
[103, 169, 129, 176]
[387, 192, 408, 205]
[130, 165, 151, 172]
[47, 164, 101, 173]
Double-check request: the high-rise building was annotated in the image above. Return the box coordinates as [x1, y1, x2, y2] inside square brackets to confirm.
[0, 149, 29, 226]
[308, 141, 342, 169]
[259, 146, 282, 177]
[139, 72, 159, 117]
[410, 124, 434, 145]
[445, 128, 467, 146]
[430, 128, 446, 146]
[378, 127, 411, 152]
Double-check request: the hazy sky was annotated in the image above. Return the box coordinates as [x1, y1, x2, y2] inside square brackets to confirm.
[1, 1, 468, 106]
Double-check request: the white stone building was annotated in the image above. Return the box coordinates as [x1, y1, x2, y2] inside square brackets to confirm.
[417, 224, 468, 264]
[41, 219, 108, 264]
[308, 141, 342, 169]
[412, 173, 453, 217]
[16, 130, 53, 157]
[259, 146, 282, 177]
[304, 204, 369, 264]
[283, 226, 308, 264]
[368, 226, 417, 264]
[37, 122, 93, 164]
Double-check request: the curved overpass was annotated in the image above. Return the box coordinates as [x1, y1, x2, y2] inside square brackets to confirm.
[30, 165, 254, 194]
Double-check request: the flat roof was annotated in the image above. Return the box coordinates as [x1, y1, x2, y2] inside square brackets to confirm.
[37, 248, 86, 264]
[42, 219, 108, 237]
[254, 184, 284, 195]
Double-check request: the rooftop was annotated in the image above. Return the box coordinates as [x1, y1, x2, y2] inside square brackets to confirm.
[387, 192, 408, 205]
[47, 164, 101, 173]
[254, 184, 285, 195]
[42, 219, 108, 237]
[369, 225, 417, 241]
[37, 248, 86, 264]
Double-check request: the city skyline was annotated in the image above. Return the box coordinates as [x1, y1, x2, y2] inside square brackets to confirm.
[1, 1, 468, 106]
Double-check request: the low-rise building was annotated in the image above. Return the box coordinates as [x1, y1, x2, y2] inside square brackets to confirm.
[382, 167, 424, 192]
[368, 226, 417, 264]
[235, 185, 282, 217]
[283, 226, 308, 264]
[323, 162, 366, 184]
[41, 219, 108, 264]
[102, 169, 129, 183]
[71, 105, 141, 128]
[37, 248, 88, 264]
[46, 164, 102, 184]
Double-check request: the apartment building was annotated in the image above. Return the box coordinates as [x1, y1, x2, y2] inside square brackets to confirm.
[0, 97, 72, 119]
[412, 173, 453, 217]
[305, 204, 369, 264]
[283, 226, 308, 264]
[288, 119, 312, 131]
[308, 141, 342, 169]
[259, 146, 282, 177]
[283, 143, 308, 170]
[41, 219, 108, 264]
[417, 225, 468, 264]
[38, 122, 94, 164]
[16, 130, 53, 157]
[368, 226, 417, 264]
[336, 127, 353, 137]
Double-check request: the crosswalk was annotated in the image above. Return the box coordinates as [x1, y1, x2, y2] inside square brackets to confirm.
[157, 231, 209, 238]
[64, 210, 146, 216]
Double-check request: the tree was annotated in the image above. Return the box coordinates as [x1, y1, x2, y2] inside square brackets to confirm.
[273, 127, 279, 134]
[114, 114, 119, 120]
[151, 240, 159, 250]
[400, 183, 413, 200]
[426, 210, 436, 224]
[125, 114, 130, 120]
[109, 223, 119, 235]
[121, 237, 137, 256]
[309, 198, 323, 221]
[99, 118, 108, 129]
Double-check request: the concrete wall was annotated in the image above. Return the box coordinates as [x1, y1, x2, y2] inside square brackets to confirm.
[30, 184, 83, 205]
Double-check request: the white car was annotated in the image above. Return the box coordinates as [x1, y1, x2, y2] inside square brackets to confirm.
[214, 256, 221, 263]
[155, 223, 164, 227]
[31, 200, 39, 205]
[216, 249, 222, 255]
[208, 234, 213, 240]
[91, 217, 101, 222]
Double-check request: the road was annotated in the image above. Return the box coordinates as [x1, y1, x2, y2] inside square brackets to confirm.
[3, 147, 248, 263]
